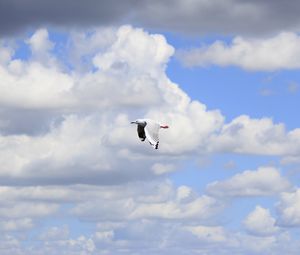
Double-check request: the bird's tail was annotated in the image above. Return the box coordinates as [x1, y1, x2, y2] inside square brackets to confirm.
[149, 141, 159, 149]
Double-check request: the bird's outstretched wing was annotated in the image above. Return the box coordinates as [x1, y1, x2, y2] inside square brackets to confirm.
[144, 119, 160, 149]
[137, 124, 146, 141]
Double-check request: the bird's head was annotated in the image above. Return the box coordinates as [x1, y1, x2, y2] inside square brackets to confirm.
[131, 119, 144, 125]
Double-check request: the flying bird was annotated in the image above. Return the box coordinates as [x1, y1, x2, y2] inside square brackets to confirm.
[131, 119, 169, 149]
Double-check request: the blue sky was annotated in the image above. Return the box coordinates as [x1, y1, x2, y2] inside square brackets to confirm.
[1, 1, 300, 254]
[169, 64, 300, 128]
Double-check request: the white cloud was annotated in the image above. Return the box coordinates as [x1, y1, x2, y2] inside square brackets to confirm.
[184, 224, 291, 255]
[0, 180, 220, 233]
[1, 26, 171, 111]
[176, 185, 193, 202]
[0, 182, 298, 254]
[0, 181, 223, 254]
[39, 225, 70, 241]
[0, 61, 74, 109]
[280, 155, 300, 165]
[93, 230, 114, 243]
[0, 45, 13, 65]
[27, 29, 54, 57]
[178, 32, 300, 71]
[129, 195, 220, 220]
[244, 206, 279, 236]
[0, 235, 22, 255]
[0, 25, 228, 186]
[0, 218, 34, 232]
[93, 25, 174, 76]
[206, 166, 291, 197]
[37, 226, 95, 255]
[71, 181, 223, 222]
[0, 202, 58, 219]
[210, 115, 300, 156]
[151, 163, 176, 175]
[277, 189, 300, 227]
[68, 27, 117, 64]
[4, 26, 300, 169]
[185, 225, 227, 243]
[0, 113, 193, 185]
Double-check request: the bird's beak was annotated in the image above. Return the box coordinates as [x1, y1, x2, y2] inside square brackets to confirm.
[130, 121, 136, 124]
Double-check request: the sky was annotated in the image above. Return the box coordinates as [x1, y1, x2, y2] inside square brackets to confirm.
[1, 0, 300, 254]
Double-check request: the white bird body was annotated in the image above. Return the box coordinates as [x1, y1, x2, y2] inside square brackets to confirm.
[131, 119, 169, 149]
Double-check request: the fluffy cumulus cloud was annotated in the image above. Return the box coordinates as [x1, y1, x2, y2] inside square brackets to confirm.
[0, 25, 227, 186]
[244, 206, 279, 236]
[178, 32, 300, 71]
[206, 166, 291, 197]
[277, 189, 300, 227]
[209, 115, 300, 156]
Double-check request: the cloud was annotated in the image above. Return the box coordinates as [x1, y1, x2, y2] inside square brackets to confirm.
[0, 45, 13, 64]
[151, 163, 176, 175]
[2, 0, 300, 36]
[0, 218, 34, 232]
[185, 225, 228, 243]
[71, 181, 223, 222]
[244, 206, 279, 236]
[0, 182, 298, 254]
[280, 155, 300, 165]
[206, 166, 291, 197]
[184, 224, 295, 255]
[1, 24, 300, 255]
[210, 115, 300, 156]
[0, 181, 223, 254]
[135, 0, 300, 36]
[0, 59, 73, 110]
[93, 26, 174, 76]
[0, 0, 138, 36]
[0, 26, 227, 185]
[178, 32, 300, 71]
[27, 28, 52, 50]
[3, 26, 300, 188]
[37, 226, 96, 255]
[129, 195, 220, 220]
[277, 189, 300, 227]
[0, 180, 222, 227]
[0, 202, 58, 219]
[0, 235, 22, 255]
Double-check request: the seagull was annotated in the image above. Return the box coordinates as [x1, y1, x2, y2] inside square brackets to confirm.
[131, 119, 169, 149]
